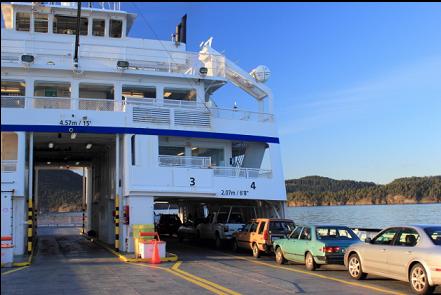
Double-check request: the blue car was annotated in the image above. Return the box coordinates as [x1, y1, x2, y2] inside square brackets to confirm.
[273, 225, 361, 270]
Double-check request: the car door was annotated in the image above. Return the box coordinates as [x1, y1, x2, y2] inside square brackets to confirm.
[363, 227, 400, 275]
[236, 223, 252, 248]
[247, 221, 259, 249]
[199, 214, 213, 239]
[282, 226, 303, 261]
[387, 227, 420, 280]
[293, 226, 312, 262]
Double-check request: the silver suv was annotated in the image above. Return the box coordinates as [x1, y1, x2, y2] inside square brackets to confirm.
[196, 211, 245, 248]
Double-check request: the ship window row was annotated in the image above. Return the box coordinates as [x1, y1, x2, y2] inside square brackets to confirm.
[1, 80, 197, 103]
[15, 12, 123, 38]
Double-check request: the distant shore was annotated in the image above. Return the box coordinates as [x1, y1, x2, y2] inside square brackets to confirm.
[287, 199, 440, 207]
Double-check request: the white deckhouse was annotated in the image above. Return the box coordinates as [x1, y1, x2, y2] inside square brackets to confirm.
[1, 2, 286, 263]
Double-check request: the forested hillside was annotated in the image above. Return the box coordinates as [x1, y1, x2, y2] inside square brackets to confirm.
[38, 170, 83, 212]
[286, 176, 441, 206]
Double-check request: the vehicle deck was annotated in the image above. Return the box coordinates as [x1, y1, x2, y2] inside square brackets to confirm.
[2, 227, 440, 295]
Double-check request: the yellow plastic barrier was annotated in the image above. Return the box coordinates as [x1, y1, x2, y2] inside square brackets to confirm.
[131, 224, 155, 258]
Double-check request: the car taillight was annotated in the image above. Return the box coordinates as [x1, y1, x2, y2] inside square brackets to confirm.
[322, 246, 340, 253]
[263, 230, 269, 240]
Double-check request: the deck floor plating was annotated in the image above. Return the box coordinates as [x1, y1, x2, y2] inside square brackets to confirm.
[2, 227, 440, 295]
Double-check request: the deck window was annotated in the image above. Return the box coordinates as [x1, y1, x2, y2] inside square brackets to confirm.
[192, 147, 224, 166]
[34, 82, 71, 97]
[16, 12, 31, 32]
[53, 15, 88, 35]
[1, 81, 25, 96]
[34, 13, 48, 33]
[110, 19, 122, 38]
[163, 88, 196, 101]
[92, 19, 105, 36]
[159, 146, 185, 156]
[79, 84, 114, 100]
[122, 86, 156, 102]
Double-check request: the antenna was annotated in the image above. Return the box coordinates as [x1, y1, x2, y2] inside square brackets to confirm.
[73, 2, 82, 69]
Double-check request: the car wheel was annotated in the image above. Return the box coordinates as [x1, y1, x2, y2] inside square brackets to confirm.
[252, 243, 261, 258]
[305, 252, 317, 271]
[410, 263, 435, 295]
[348, 254, 367, 280]
[275, 247, 286, 265]
[232, 239, 239, 252]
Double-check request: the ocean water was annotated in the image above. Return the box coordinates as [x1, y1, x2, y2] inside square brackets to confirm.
[285, 203, 441, 229]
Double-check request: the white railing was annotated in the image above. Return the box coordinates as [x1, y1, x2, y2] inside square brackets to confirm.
[78, 97, 123, 112]
[33, 96, 71, 109]
[158, 155, 212, 168]
[163, 98, 199, 108]
[210, 108, 273, 122]
[1, 37, 226, 78]
[1, 160, 17, 172]
[1, 95, 273, 123]
[213, 167, 272, 179]
[1, 96, 25, 108]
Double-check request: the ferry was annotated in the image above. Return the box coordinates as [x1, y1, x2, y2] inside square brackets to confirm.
[1, 2, 286, 264]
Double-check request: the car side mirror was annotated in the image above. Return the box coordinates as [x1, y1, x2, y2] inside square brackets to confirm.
[365, 237, 372, 243]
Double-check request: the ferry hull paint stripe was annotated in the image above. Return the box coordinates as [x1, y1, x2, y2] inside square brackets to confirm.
[1, 125, 280, 144]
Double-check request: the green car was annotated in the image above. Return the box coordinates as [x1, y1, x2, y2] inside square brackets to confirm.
[273, 225, 360, 271]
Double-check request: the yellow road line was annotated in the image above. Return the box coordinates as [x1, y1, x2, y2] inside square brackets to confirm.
[179, 243, 404, 295]
[1, 266, 29, 276]
[131, 262, 233, 295]
[196, 260, 292, 294]
[229, 254, 405, 295]
[171, 261, 242, 295]
[87, 235, 178, 263]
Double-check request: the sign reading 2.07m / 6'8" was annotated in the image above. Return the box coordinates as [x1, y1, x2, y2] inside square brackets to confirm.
[220, 181, 256, 197]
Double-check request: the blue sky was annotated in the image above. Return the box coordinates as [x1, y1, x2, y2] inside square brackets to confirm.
[120, 3, 441, 184]
[4, 3, 440, 184]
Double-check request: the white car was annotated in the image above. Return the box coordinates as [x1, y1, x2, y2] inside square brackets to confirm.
[344, 225, 441, 295]
[196, 211, 245, 248]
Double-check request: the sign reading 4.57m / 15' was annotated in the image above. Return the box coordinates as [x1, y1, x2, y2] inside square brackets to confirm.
[59, 119, 92, 126]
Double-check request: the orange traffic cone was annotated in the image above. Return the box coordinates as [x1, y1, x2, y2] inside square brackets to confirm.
[151, 240, 161, 264]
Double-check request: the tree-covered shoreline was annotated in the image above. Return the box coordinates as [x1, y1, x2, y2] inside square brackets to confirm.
[286, 176, 441, 207]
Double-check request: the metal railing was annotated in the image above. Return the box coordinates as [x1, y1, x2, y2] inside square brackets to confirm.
[1, 160, 17, 172]
[210, 108, 274, 122]
[1, 96, 25, 108]
[78, 97, 123, 112]
[33, 96, 71, 109]
[213, 167, 272, 179]
[1, 37, 226, 78]
[1, 95, 273, 123]
[158, 155, 212, 168]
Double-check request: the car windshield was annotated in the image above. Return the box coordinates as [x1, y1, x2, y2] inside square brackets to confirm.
[424, 226, 441, 246]
[269, 221, 296, 234]
[217, 213, 243, 224]
[316, 227, 359, 240]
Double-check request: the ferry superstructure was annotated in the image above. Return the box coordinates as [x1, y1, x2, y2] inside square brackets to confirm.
[1, 2, 286, 263]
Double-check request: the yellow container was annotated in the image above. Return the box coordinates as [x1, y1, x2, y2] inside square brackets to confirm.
[131, 224, 155, 257]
